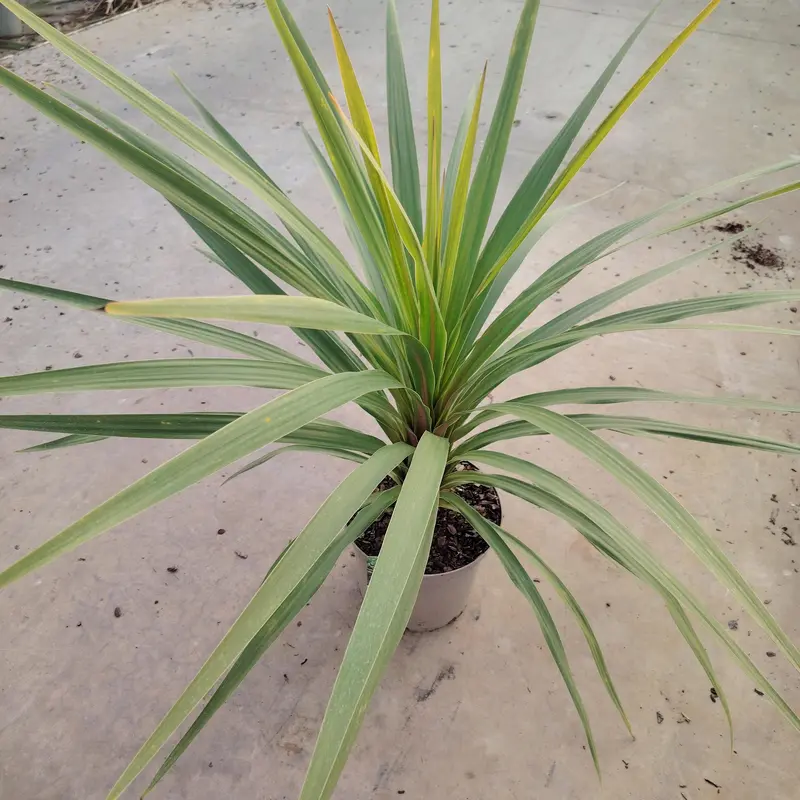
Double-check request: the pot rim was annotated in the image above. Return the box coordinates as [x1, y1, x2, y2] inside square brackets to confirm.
[352, 536, 492, 580]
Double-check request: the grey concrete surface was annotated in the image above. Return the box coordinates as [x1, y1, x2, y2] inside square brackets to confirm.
[1, 1, 799, 798]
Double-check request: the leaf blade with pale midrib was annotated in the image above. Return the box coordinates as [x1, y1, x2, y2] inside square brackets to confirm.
[111, 444, 412, 799]
[0, 371, 400, 592]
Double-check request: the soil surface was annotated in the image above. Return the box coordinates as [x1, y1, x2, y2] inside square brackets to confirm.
[708, 220, 792, 280]
[355, 463, 500, 575]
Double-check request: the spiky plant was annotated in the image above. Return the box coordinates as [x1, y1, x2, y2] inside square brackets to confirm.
[1, 0, 799, 796]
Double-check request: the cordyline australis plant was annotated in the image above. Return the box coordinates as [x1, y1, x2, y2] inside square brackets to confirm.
[1, 0, 799, 795]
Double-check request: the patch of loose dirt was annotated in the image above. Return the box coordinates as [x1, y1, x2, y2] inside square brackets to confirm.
[732, 240, 785, 273]
[713, 222, 746, 234]
[705, 220, 795, 282]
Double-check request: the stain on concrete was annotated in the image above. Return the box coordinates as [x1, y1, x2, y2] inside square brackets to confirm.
[416, 664, 456, 702]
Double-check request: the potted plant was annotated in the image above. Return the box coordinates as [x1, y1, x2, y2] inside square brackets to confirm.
[0, 0, 798, 796]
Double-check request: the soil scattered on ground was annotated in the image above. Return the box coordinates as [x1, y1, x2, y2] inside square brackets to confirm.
[355, 463, 499, 575]
[732, 240, 785, 272]
[708, 220, 793, 280]
[713, 222, 745, 234]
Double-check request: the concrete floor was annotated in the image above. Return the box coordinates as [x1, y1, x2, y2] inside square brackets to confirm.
[1, 0, 799, 798]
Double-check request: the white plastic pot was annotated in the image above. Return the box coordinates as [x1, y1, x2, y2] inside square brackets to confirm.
[352, 506, 497, 632]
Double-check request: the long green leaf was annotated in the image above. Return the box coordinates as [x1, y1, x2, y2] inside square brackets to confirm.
[481, 0, 722, 292]
[473, 4, 655, 290]
[490, 405, 800, 671]
[175, 208, 388, 399]
[447, 0, 541, 322]
[0, 276, 106, 309]
[171, 74, 271, 179]
[0, 412, 240, 439]
[174, 201, 402, 435]
[439, 81, 477, 257]
[463, 287, 800, 409]
[457, 385, 800, 440]
[453, 183, 627, 361]
[298, 432, 449, 800]
[424, 0, 442, 282]
[106, 295, 402, 335]
[530, 231, 748, 344]
[444, 493, 599, 772]
[492, 385, 800, 414]
[0, 371, 400, 591]
[447, 462, 741, 739]
[498, 525, 631, 736]
[175, 207, 315, 301]
[302, 127, 393, 316]
[0, 276, 308, 363]
[331, 98, 447, 378]
[326, 10, 411, 327]
[467, 322, 800, 411]
[0, 414, 386, 455]
[0, 68, 353, 308]
[662, 592, 733, 747]
[456, 410, 800, 464]
[460, 377, 800, 442]
[445, 486, 630, 736]
[60, 82, 383, 335]
[145, 486, 401, 794]
[54, 86, 342, 304]
[263, 0, 394, 321]
[109, 442, 412, 799]
[461, 159, 800, 384]
[438, 65, 486, 314]
[386, 0, 423, 237]
[0, 0, 378, 313]
[575, 414, 800, 455]
[223, 444, 367, 484]
[622, 180, 800, 253]
[0, 359, 324, 397]
[20, 433, 108, 452]
[574, 289, 800, 335]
